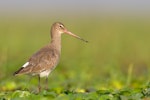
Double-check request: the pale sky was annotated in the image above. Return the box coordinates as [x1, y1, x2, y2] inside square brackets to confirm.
[0, 0, 150, 16]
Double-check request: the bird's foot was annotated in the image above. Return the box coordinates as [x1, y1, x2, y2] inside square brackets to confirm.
[45, 86, 49, 91]
[38, 86, 41, 93]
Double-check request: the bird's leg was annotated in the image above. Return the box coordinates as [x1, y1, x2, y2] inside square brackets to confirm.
[45, 76, 48, 90]
[38, 75, 41, 92]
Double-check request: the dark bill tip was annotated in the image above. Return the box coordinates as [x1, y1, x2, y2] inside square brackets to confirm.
[65, 31, 88, 43]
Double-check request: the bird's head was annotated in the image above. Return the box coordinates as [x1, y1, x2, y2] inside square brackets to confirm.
[51, 22, 88, 43]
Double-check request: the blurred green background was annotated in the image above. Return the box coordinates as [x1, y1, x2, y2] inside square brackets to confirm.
[0, 1, 150, 91]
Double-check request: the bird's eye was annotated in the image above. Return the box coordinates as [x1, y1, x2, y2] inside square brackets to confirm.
[59, 25, 64, 28]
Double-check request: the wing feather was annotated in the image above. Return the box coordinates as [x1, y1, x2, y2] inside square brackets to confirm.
[14, 45, 60, 76]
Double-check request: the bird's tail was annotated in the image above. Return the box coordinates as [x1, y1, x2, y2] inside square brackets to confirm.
[13, 67, 31, 76]
[13, 67, 24, 76]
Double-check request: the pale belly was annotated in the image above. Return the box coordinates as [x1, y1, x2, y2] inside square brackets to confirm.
[39, 70, 51, 77]
[39, 65, 57, 77]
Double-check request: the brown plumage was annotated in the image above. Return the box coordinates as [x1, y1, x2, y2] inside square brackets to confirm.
[14, 22, 88, 92]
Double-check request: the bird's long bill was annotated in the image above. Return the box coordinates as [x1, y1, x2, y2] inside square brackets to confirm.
[65, 31, 88, 43]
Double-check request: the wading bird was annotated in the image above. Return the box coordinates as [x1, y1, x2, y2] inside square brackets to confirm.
[14, 22, 88, 92]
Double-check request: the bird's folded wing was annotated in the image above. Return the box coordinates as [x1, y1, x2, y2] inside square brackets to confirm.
[14, 46, 59, 75]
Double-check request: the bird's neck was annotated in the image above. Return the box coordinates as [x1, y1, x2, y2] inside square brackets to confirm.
[50, 34, 61, 53]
